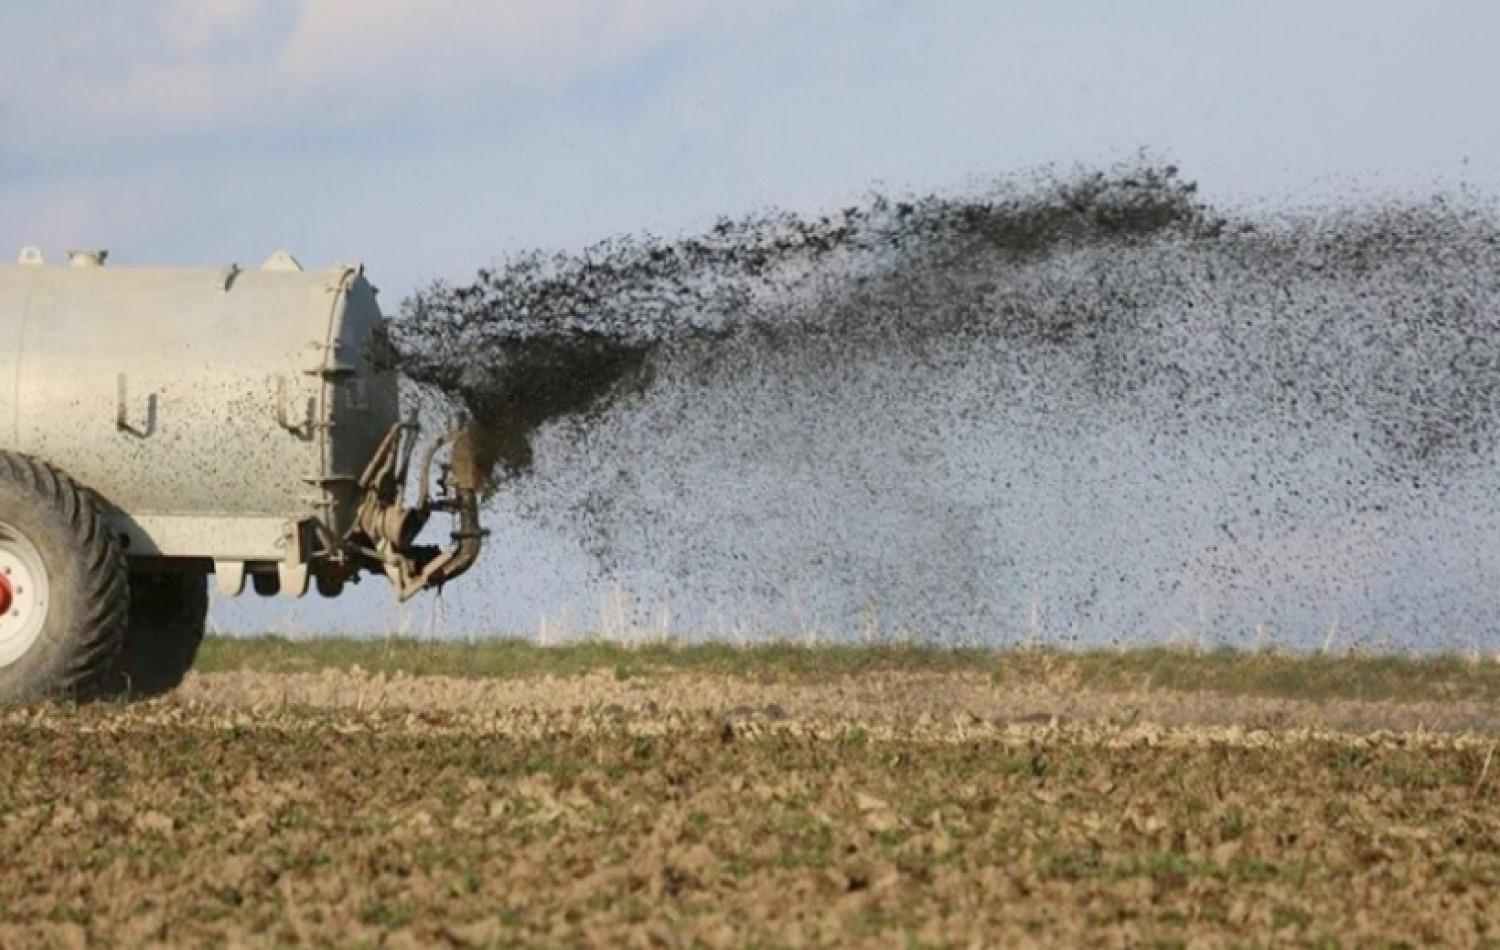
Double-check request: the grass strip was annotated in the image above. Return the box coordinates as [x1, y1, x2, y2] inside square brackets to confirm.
[196, 636, 1500, 705]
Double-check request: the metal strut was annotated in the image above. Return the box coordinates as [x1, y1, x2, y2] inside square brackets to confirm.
[350, 422, 486, 601]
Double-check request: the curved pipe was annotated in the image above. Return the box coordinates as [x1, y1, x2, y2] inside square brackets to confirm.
[391, 427, 487, 601]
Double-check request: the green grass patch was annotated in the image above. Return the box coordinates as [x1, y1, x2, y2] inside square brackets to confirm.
[194, 636, 1500, 704]
[196, 636, 999, 681]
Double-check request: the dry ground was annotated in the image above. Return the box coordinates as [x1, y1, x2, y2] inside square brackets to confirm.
[2, 640, 1499, 947]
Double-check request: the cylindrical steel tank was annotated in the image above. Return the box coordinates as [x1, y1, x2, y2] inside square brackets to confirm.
[0, 248, 481, 604]
[0, 250, 399, 565]
[0, 248, 482, 701]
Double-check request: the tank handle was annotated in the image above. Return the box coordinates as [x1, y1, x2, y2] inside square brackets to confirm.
[115, 374, 154, 438]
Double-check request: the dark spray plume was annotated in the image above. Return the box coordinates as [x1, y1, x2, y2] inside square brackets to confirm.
[391, 163, 1216, 480]
[391, 163, 1500, 650]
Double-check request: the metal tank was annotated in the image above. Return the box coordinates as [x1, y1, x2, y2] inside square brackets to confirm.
[0, 247, 483, 701]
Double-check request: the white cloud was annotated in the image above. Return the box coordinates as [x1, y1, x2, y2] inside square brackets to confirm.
[0, 1, 799, 156]
[157, 0, 265, 53]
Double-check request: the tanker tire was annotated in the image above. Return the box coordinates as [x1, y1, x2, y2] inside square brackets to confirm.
[118, 572, 208, 697]
[0, 452, 130, 703]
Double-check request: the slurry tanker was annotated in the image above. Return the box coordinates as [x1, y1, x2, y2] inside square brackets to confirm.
[0, 248, 484, 701]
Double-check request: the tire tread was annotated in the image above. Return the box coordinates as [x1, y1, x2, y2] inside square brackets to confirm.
[0, 451, 129, 698]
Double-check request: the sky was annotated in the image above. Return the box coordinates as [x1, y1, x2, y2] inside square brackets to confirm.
[4, 1, 1499, 301]
[5, 1, 1500, 640]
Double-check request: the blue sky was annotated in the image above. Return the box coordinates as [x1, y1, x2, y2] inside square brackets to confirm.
[5, 1, 1498, 638]
[4, 1, 1498, 302]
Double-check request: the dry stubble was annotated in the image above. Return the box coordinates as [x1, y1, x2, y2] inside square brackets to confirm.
[1, 665, 1497, 947]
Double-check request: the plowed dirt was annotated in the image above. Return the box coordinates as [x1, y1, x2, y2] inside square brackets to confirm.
[3, 666, 1498, 947]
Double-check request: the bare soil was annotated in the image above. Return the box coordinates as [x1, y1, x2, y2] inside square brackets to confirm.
[2, 661, 1498, 946]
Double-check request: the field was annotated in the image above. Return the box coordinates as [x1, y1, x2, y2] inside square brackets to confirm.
[3, 640, 1500, 947]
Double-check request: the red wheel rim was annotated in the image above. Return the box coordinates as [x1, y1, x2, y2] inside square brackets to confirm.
[0, 572, 11, 616]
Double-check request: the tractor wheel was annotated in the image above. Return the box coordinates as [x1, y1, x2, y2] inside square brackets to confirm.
[118, 572, 209, 697]
[0, 452, 130, 702]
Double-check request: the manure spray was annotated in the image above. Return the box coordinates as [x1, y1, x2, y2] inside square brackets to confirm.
[390, 162, 1500, 651]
